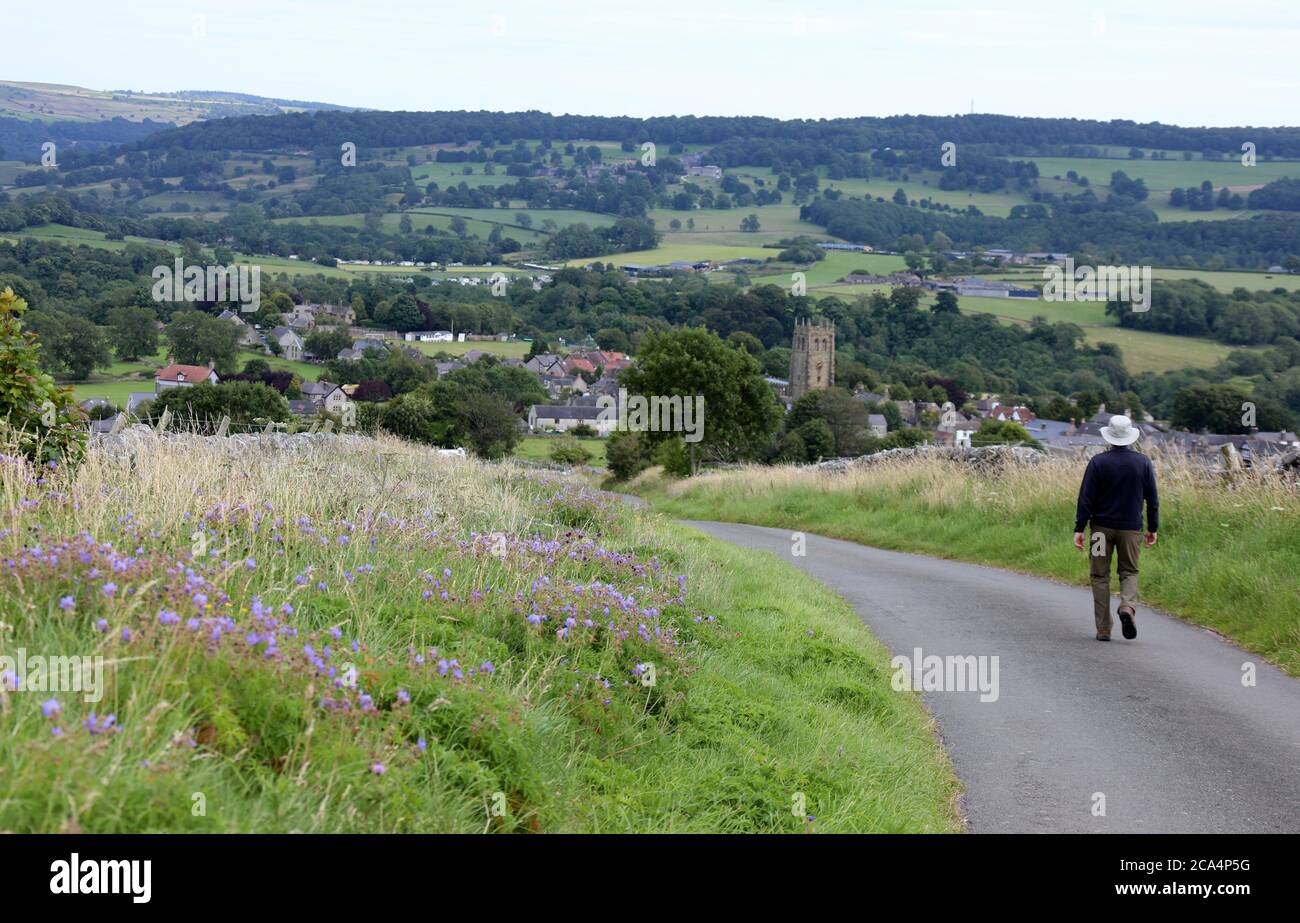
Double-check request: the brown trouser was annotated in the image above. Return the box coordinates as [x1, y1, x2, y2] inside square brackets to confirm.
[1088, 526, 1142, 632]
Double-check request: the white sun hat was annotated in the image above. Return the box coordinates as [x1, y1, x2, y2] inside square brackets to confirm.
[1100, 414, 1141, 446]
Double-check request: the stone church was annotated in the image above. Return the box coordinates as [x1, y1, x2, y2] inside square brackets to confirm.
[789, 318, 835, 399]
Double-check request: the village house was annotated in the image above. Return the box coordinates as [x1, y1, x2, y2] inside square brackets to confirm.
[269, 326, 306, 361]
[986, 404, 1036, 425]
[304, 303, 356, 326]
[685, 164, 723, 180]
[525, 354, 567, 377]
[218, 309, 260, 346]
[155, 358, 219, 392]
[300, 380, 349, 415]
[935, 417, 982, 448]
[867, 414, 888, 438]
[543, 375, 589, 399]
[283, 308, 316, 332]
[563, 355, 597, 377]
[527, 403, 616, 436]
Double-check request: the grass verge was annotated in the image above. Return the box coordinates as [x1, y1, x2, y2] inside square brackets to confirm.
[0, 432, 959, 832]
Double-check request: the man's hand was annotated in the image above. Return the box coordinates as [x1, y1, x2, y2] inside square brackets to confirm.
[1144, 532, 1158, 548]
[1073, 532, 1085, 550]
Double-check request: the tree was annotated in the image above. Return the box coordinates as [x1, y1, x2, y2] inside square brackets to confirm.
[166, 310, 241, 373]
[785, 387, 873, 457]
[794, 418, 835, 460]
[26, 311, 110, 380]
[305, 328, 352, 360]
[1171, 383, 1252, 434]
[740, 214, 761, 232]
[605, 430, 653, 480]
[352, 379, 393, 402]
[452, 390, 519, 459]
[595, 327, 630, 354]
[149, 381, 289, 430]
[933, 290, 960, 314]
[970, 419, 1039, 447]
[548, 435, 592, 466]
[444, 360, 547, 411]
[525, 336, 550, 361]
[107, 306, 159, 361]
[374, 294, 426, 333]
[0, 287, 85, 465]
[618, 327, 782, 474]
[380, 395, 438, 443]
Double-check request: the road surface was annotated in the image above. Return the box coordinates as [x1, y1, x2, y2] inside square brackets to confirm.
[681, 520, 1300, 833]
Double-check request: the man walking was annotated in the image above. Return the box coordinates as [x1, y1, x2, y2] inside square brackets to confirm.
[1072, 415, 1159, 641]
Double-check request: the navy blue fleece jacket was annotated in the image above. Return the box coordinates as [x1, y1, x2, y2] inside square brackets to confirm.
[1073, 445, 1160, 533]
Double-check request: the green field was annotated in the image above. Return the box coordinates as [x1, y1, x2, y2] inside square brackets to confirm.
[1025, 155, 1299, 195]
[411, 339, 531, 359]
[513, 434, 608, 467]
[752, 250, 909, 287]
[569, 243, 782, 268]
[69, 378, 154, 407]
[1081, 327, 1236, 374]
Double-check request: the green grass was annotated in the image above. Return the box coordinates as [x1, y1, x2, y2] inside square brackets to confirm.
[247, 349, 322, 380]
[640, 456, 1300, 677]
[0, 435, 959, 832]
[1024, 155, 1299, 194]
[569, 243, 782, 268]
[513, 434, 609, 467]
[752, 250, 909, 287]
[1080, 327, 1236, 374]
[68, 378, 152, 407]
[411, 339, 531, 359]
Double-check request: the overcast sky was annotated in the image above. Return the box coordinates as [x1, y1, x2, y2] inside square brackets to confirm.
[10, 0, 1298, 126]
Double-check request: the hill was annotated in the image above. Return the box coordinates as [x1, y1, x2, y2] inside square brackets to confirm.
[0, 80, 356, 125]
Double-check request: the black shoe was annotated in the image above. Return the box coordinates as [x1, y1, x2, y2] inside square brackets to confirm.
[1096, 630, 1111, 641]
[1118, 608, 1137, 640]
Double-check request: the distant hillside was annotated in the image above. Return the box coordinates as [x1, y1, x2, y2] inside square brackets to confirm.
[0, 81, 356, 125]
[0, 81, 359, 160]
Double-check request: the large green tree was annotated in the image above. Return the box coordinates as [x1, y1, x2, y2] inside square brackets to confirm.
[166, 310, 241, 374]
[107, 306, 159, 361]
[618, 327, 782, 473]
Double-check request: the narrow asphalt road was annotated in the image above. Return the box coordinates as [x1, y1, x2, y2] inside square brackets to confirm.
[680, 520, 1300, 833]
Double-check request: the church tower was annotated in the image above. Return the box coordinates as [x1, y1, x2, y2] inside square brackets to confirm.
[789, 318, 835, 400]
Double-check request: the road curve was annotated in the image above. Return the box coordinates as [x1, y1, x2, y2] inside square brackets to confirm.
[680, 520, 1300, 833]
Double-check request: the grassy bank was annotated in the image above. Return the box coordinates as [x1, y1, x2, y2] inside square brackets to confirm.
[0, 433, 958, 832]
[641, 455, 1300, 676]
